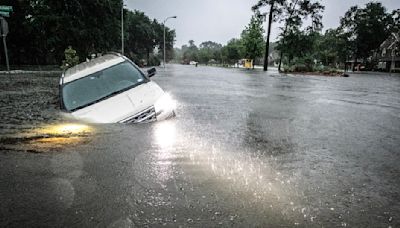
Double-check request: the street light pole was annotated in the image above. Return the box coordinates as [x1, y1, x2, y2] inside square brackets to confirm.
[0, 16, 9, 72]
[163, 16, 177, 68]
[121, 2, 126, 55]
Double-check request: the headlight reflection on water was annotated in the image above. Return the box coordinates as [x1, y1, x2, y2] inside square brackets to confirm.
[24, 123, 94, 150]
[43, 124, 92, 135]
[174, 133, 317, 224]
[153, 121, 177, 149]
[151, 121, 178, 185]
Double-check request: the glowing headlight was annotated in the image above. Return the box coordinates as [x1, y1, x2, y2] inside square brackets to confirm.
[154, 93, 176, 115]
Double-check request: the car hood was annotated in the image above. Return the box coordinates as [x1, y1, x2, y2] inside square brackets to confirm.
[70, 81, 164, 123]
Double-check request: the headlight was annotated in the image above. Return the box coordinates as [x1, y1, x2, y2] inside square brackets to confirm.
[154, 93, 176, 115]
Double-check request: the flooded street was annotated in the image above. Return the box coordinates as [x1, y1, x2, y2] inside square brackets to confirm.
[1, 65, 400, 227]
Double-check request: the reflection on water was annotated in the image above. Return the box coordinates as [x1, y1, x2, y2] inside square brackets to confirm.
[153, 121, 177, 149]
[182, 136, 307, 219]
[39, 123, 92, 135]
[0, 123, 94, 153]
[149, 119, 313, 225]
[152, 121, 178, 186]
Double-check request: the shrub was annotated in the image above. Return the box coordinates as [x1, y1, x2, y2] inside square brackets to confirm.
[294, 64, 309, 72]
[61, 46, 79, 70]
[147, 55, 161, 66]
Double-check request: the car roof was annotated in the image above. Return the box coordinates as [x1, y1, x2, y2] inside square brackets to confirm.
[62, 53, 125, 84]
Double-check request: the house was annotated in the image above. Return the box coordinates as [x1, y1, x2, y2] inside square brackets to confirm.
[377, 33, 400, 72]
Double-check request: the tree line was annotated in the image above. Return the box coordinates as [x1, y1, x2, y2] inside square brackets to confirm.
[173, 16, 265, 67]
[174, 1, 399, 72]
[0, 0, 175, 66]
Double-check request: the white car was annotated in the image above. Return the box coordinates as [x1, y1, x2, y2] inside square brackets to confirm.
[59, 53, 176, 123]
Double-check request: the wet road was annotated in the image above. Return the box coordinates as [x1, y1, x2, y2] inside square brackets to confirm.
[1, 65, 400, 227]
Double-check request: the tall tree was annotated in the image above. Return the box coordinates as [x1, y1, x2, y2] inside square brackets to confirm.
[221, 39, 244, 66]
[241, 16, 265, 68]
[315, 28, 348, 66]
[252, 0, 285, 71]
[340, 2, 393, 63]
[182, 40, 199, 62]
[252, 0, 323, 71]
[198, 41, 222, 64]
[275, 0, 324, 71]
[2, 0, 175, 66]
[391, 9, 400, 33]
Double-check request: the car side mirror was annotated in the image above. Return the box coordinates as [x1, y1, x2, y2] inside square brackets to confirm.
[147, 67, 156, 77]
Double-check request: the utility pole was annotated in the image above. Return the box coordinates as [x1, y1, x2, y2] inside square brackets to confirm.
[163, 16, 177, 68]
[121, 3, 125, 55]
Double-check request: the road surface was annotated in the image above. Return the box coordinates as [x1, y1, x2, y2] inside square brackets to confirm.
[1, 65, 399, 227]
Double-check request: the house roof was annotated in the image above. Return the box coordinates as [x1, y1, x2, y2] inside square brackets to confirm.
[380, 33, 400, 50]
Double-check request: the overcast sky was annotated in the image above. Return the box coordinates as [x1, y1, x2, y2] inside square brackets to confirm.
[126, 0, 399, 48]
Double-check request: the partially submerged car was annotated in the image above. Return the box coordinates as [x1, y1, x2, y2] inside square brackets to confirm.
[59, 53, 176, 123]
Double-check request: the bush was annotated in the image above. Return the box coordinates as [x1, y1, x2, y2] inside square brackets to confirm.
[147, 55, 161, 66]
[294, 64, 309, 72]
[314, 64, 325, 72]
[61, 46, 79, 70]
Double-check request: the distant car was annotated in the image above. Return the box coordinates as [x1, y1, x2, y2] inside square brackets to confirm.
[189, 61, 198, 65]
[59, 53, 176, 123]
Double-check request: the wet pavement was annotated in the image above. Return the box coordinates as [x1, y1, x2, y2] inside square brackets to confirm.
[1, 65, 400, 227]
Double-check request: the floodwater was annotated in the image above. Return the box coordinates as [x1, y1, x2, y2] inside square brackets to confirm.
[1, 65, 400, 227]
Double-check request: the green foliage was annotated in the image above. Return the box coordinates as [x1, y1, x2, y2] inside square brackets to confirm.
[147, 55, 161, 66]
[182, 40, 199, 62]
[124, 10, 175, 66]
[261, 0, 324, 71]
[221, 39, 244, 64]
[276, 28, 321, 69]
[340, 2, 393, 61]
[314, 29, 348, 66]
[2, 0, 175, 66]
[277, 1, 398, 70]
[198, 41, 222, 64]
[241, 16, 265, 61]
[174, 15, 265, 67]
[174, 39, 245, 65]
[5, 0, 122, 64]
[61, 46, 79, 70]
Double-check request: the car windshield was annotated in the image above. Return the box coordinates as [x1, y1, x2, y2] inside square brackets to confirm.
[62, 61, 146, 111]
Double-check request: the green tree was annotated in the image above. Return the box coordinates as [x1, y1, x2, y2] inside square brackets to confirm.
[124, 10, 155, 63]
[2, 0, 175, 66]
[241, 16, 265, 68]
[4, 0, 122, 65]
[221, 39, 244, 66]
[152, 19, 176, 63]
[391, 9, 400, 33]
[277, 0, 324, 71]
[340, 2, 393, 63]
[61, 46, 80, 70]
[315, 29, 348, 66]
[198, 41, 223, 64]
[252, 0, 285, 71]
[252, 0, 323, 71]
[183, 40, 199, 62]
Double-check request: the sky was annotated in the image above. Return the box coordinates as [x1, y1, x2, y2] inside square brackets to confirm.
[126, 0, 399, 48]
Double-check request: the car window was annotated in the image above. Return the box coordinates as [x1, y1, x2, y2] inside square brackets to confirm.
[62, 61, 146, 111]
